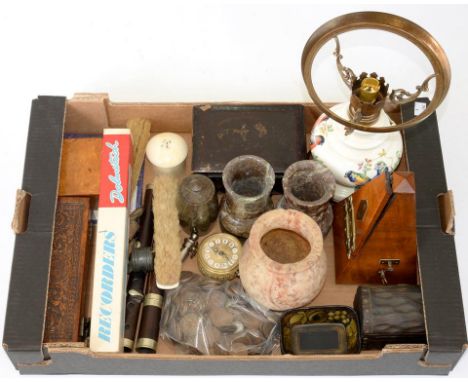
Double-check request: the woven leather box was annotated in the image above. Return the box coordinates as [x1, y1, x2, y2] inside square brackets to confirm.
[354, 285, 426, 350]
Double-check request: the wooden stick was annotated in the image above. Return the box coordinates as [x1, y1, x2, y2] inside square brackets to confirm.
[127, 118, 151, 196]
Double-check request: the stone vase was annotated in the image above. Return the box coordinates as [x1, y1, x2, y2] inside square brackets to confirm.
[219, 155, 275, 238]
[239, 209, 327, 311]
[278, 160, 335, 235]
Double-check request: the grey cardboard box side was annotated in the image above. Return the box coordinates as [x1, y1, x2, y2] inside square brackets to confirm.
[2, 96, 467, 374]
[3, 96, 66, 367]
[402, 100, 467, 367]
[16, 347, 453, 375]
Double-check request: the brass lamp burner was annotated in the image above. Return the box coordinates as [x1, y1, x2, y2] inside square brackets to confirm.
[348, 72, 388, 126]
[358, 77, 381, 103]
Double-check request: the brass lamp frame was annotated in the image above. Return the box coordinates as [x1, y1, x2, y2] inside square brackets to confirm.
[301, 11, 451, 132]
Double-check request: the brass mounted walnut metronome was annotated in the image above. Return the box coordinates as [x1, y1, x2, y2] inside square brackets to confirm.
[333, 171, 417, 285]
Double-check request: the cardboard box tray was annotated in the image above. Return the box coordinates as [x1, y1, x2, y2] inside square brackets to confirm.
[2, 94, 467, 375]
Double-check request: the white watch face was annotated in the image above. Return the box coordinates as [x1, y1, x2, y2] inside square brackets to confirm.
[200, 234, 241, 273]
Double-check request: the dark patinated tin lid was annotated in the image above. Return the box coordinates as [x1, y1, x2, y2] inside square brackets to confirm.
[192, 104, 306, 175]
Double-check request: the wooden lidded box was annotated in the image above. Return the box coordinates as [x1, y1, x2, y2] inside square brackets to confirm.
[2, 93, 467, 375]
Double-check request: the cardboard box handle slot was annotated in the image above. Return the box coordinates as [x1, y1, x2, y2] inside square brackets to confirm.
[11, 189, 31, 234]
[437, 191, 455, 235]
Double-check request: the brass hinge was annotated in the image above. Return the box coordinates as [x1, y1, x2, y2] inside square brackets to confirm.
[344, 196, 356, 259]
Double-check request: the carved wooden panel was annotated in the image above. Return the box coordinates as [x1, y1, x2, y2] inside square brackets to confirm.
[44, 197, 90, 343]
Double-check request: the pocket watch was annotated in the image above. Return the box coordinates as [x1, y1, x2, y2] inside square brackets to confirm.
[197, 233, 242, 280]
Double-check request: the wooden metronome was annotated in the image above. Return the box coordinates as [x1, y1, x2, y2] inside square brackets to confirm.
[333, 170, 417, 285]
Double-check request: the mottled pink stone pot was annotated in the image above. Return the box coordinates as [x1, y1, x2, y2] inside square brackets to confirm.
[239, 209, 327, 311]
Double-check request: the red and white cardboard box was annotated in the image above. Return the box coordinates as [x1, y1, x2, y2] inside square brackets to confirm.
[90, 128, 132, 352]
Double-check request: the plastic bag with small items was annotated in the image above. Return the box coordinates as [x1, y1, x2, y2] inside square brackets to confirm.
[160, 271, 281, 355]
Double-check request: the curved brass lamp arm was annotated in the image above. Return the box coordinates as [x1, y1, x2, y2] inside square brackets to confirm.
[334, 36, 356, 89]
[389, 73, 437, 105]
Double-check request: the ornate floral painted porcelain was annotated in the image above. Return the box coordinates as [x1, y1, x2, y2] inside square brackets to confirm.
[310, 102, 403, 202]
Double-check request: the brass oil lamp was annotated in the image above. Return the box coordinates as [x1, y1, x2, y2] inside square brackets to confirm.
[302, 12, 451, 201]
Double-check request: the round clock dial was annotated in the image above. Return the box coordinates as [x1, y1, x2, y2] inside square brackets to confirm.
[197, 233, 242, 280]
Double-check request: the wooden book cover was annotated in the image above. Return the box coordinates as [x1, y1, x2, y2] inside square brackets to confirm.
[44, 197, 90, 342]
[59, 137, 101, 196]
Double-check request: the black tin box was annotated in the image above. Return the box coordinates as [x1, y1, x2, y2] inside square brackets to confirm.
[2, 94, 466, 375]
[192, 104, 306, 191]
